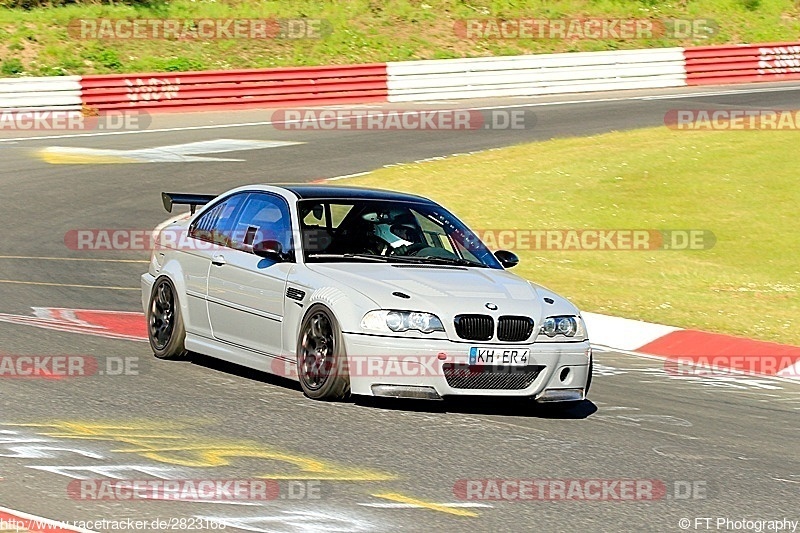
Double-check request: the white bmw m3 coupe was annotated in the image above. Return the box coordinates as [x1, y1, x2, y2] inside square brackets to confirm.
[142, 184, 592, 403]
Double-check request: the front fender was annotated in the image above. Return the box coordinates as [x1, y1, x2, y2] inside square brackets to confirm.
[283, 272, 380, 357]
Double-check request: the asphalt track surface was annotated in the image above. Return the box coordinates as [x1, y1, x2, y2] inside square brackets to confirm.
[0, 83, 798, 533]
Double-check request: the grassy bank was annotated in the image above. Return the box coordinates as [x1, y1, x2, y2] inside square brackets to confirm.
[1, 0, 800, 76]
[345, 127, 799, 345]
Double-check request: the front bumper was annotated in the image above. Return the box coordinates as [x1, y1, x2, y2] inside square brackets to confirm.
[342, 332, 591, 401]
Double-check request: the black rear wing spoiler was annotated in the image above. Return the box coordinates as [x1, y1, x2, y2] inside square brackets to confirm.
[161, 192, 217, 214]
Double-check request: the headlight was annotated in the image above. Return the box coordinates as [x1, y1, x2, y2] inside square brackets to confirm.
[538, 315, 586, 341]
[361, 310, 445, 334]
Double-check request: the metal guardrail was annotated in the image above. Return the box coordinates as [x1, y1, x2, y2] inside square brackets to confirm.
[2, 43, 800, 113]
[0, 76, 82, 111]
[79, 64, 388, 112]
[685, 42, 800, 85]
[386, 49, 687, 102]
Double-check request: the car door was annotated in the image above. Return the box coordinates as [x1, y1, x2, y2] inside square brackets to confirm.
[206, 192, 294, 356]
[182, 192, 249, 337]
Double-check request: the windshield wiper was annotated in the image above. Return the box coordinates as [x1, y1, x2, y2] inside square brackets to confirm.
[307, 253, 390, 262]
[307, 253, 487, 268]
[394, 255, 488, 268]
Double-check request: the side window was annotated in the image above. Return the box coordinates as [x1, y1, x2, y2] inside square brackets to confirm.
[330, 204, 353, 228]
[413, 209, 455, 253]
[231, 193, 293, 256]
[302, 203, 328, 228]
[300, 204, 328, 255]
[189, 193, 247, 247]
[301, 203, 353, 230]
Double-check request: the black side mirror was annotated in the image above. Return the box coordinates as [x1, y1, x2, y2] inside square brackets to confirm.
[494, 250, 519, 269]
[253, 240, 285, 262]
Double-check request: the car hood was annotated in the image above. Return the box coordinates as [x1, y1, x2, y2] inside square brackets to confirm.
[305, 263, 577, 321]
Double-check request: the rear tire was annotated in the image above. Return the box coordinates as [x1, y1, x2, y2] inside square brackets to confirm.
[297, 304, 350, 401]
[147, 277, 188, 360]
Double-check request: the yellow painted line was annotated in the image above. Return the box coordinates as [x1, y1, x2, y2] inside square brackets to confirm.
[5, 421, 197, 436]
[37, 435, 185, 440]
[0, 256, 148, 263]
[38, 150, 138, 165]
[113, 444, 396, 480]
[372, 492, 479, 517]
[6, 421, 395, 482]
[0, 279, 139, 290]
[256, 472, 394, 481]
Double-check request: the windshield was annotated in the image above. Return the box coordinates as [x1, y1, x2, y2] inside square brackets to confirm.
[298, 199, 502, 269]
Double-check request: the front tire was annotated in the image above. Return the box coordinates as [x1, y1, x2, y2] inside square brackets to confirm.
[147, 277, 187, 360]
[297, 304, 350, 401]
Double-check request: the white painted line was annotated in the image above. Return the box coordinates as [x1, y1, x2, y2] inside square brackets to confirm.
[34, 306, 142, 315]
[441, 85, 800, 112]
[639, 85, 800, 100]
[326, 171, 372, 181]
[0, 307, 146, 342]
[196, 511, 374, 533]
[0, 256, 148, 263]
[2, 84, 798, 144]
[0, 120, 284, 143]
[0, 279, 139, 290]
[778, 360, 800, 379]
[40, 139, 302, 164]
[358, 502, 492, 509]
[145, 499, 263, 506]
[378, 148, 500, 171]
[583, 311, 680, 351]
[593, 344, 800, 385]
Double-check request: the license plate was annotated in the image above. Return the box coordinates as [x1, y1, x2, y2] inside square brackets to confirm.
[469, 347, 529, 366]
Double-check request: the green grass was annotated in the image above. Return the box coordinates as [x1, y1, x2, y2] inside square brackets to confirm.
[344, 127, 800, 345]
[1, 0, 800, 76]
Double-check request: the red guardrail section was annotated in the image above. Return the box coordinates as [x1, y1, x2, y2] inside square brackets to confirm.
[80, 63, 388, 112]
[686, 42, 800, 85]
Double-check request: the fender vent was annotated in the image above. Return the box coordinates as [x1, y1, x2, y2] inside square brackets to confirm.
[286, 287, 306, 301]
